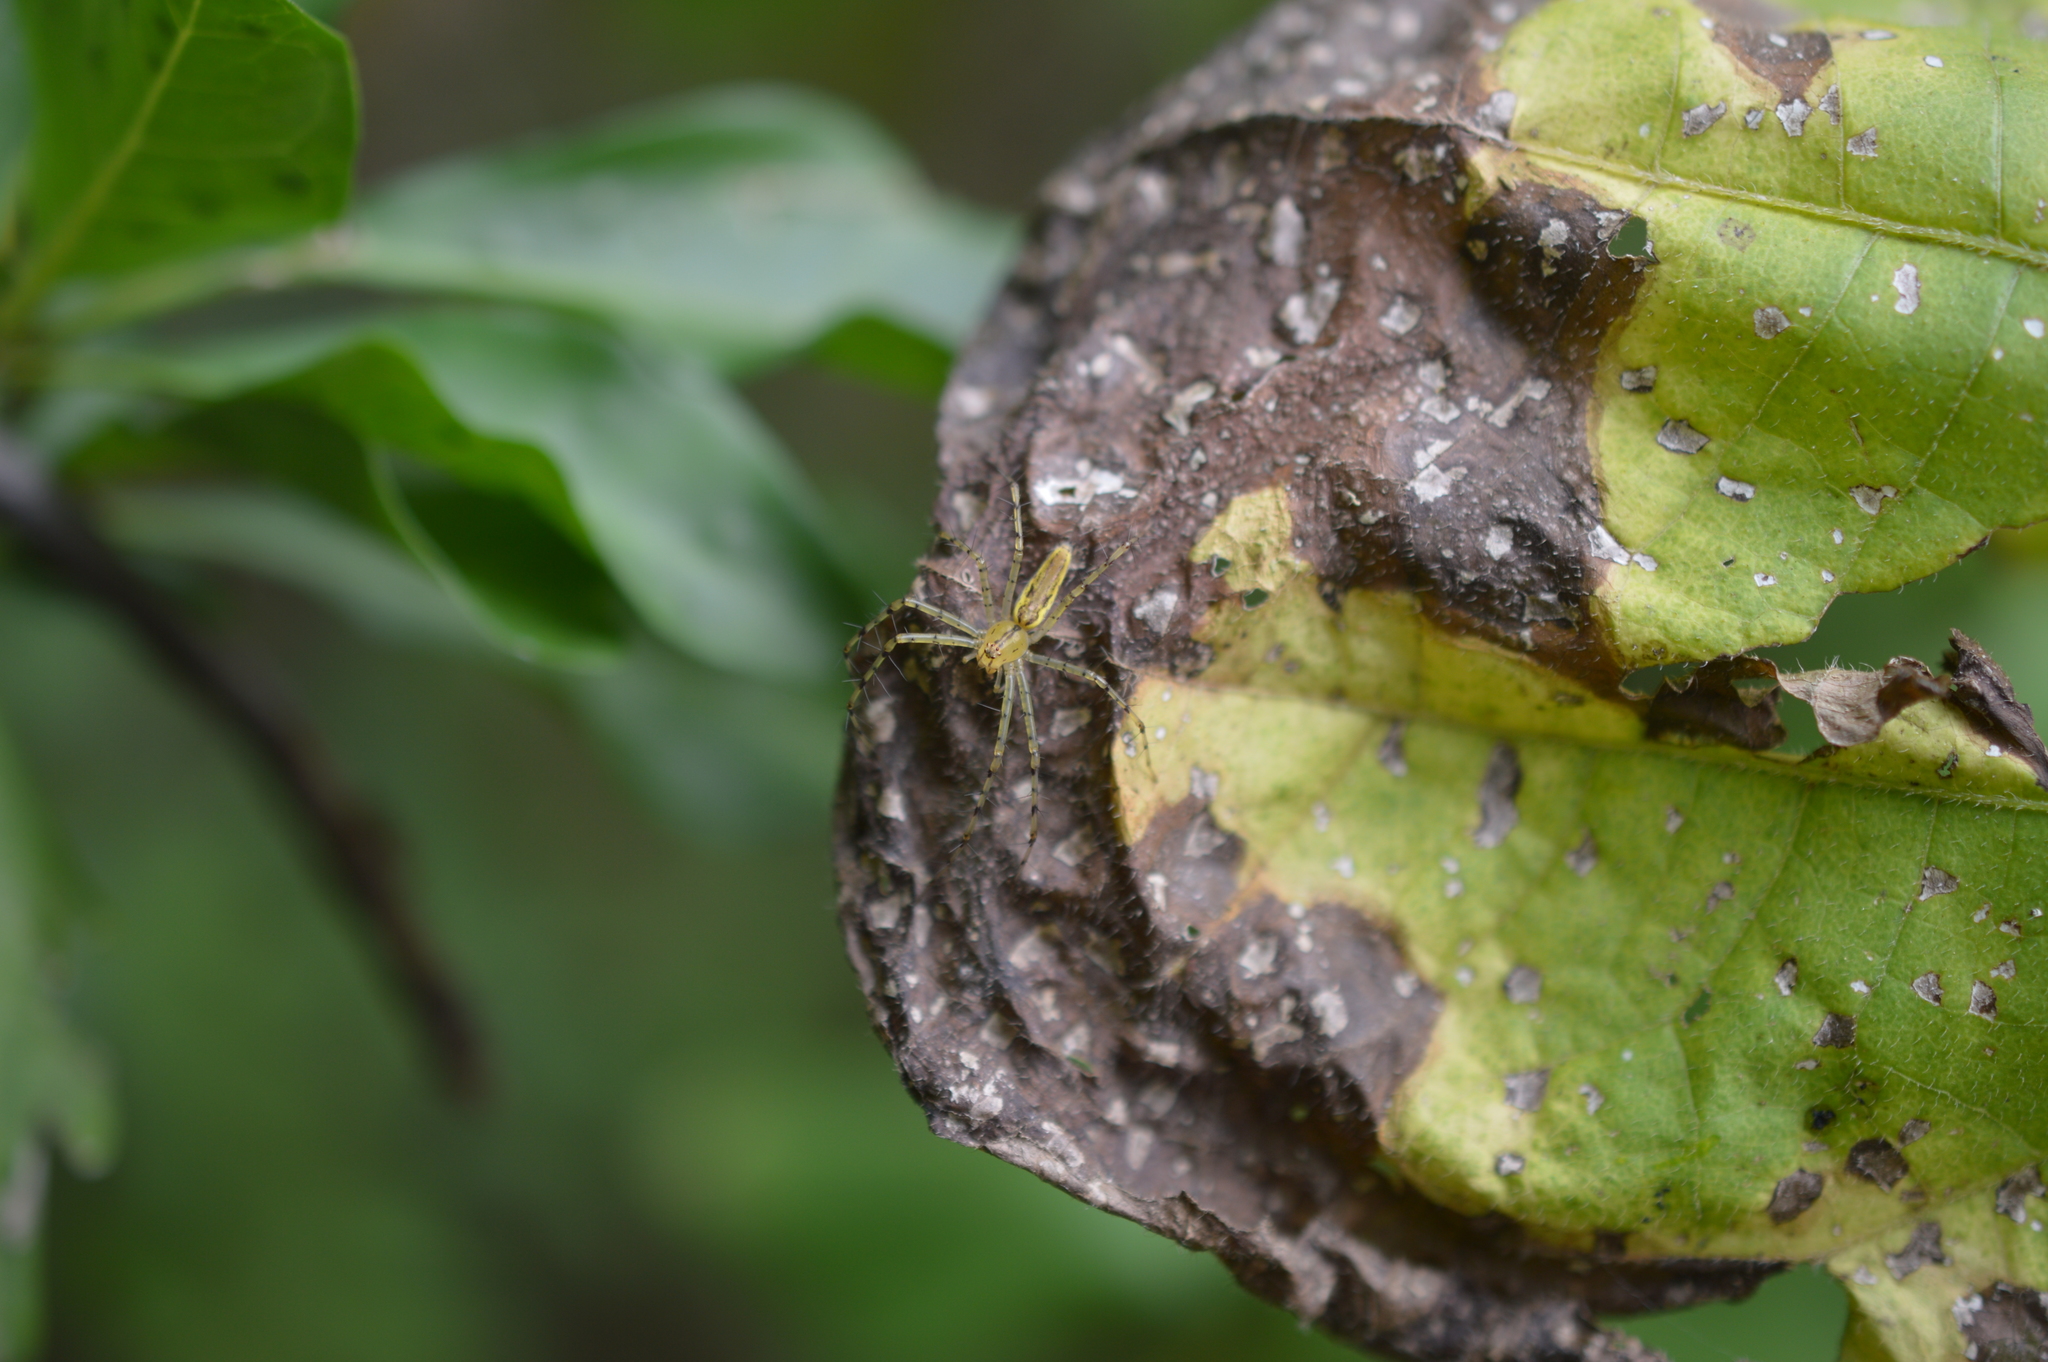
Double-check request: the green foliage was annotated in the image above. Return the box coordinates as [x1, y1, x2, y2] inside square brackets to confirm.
[0, 716, 113, 1358]
[0, 0, 2038, 1357]
[0, 0, 1018, 1346]
[7, 0, 355, 316]
[316, 85, 1016, 371]
[1112, 1, 2048, 1322]
[1489, 0, 2048, 666]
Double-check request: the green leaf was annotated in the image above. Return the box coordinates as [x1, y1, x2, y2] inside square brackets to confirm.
[571, 638, 842, 843]
[0, 1, 31, 222]
[96, 482, 483, 650]
[69, 391, 623, 668]
[1484, 0, 2048, 666]
[371, 455, 626, 668]
[61, 308, 857, 679]
[1116, 488, 2048, 1362]
[0, 708, 116, 1356]
[307, 85, 1013, 369]
[5, 0, 355, 320]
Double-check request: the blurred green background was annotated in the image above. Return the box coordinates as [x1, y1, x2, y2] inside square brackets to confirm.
[19, 1, 2045, 1359]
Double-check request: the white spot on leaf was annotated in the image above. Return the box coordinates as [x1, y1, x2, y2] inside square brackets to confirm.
[1892, 262, 1921, 315]
[1848, 127, 1879, 158]
[1681, 100, 1727, 136]
[1718, 476, 1758, 501]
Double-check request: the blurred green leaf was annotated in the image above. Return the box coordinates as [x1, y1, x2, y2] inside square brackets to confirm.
[63, 308, 859, 678]
[372, 458, 626, 669]
[71, 394, 623, 668]
[570, 638, 841, 843]
[806, 313, 956, 400]
[0, 1, 30, 219]
[6, 0, 355, 321]
[96, 483, 483, 650]
[0, 710, 116, 1358]
[307, 86, 1012, 368]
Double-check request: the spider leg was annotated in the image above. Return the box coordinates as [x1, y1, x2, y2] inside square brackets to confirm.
[846, 631, 975, 716]
[937, 534, 998, 621]
[893, 597, 982, 637]
[1016, 665, 1042, 851]
[1025, 651, 1151, 767]
[1002, 480, 1025, 619]
[1024, 652, 1132, 718]
[958, 666, 1016, 848]
[848, 596, 979, 649]
[1034, 541, 1132, 637]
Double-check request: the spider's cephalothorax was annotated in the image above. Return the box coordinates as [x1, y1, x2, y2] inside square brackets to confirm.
[847, 486, 1131, 851]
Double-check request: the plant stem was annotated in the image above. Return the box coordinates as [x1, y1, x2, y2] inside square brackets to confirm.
[0, 428, 485, 1100]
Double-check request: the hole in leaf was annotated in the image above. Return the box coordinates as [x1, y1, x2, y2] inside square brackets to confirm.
[1621, 662, 1697, 697]
[1606, 215, 1651, 258]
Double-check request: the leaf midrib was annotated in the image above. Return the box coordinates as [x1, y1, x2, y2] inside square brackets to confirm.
[0, 0, 204, 330]
[1519, 141, 2048, 272]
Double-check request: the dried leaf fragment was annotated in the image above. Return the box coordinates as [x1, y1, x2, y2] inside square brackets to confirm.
[1945, 630, 2048, 787]
[1779, 657, 1943, 747]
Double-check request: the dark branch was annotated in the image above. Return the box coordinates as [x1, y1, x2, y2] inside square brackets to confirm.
[0, 429, 485, 1099]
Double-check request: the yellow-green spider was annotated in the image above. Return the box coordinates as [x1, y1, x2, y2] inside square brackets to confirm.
[848, 485, 1131, 851]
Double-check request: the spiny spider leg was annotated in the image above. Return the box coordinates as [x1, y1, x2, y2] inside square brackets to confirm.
[937, 533, 998, 620]
[1035, 542, 1132, 639]
[1001, 481, 1026, 617]
[885, 596, 981, 638]
[847, 593, 981, 643]
[959, 666, 1018, 848]
[846, 631, 975, 714]
[1016, 668, 1042, 848]
[1024, 652, 1134, 719]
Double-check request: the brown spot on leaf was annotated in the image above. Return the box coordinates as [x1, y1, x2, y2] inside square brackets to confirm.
[1960, 1282, 2048, 1358]
[1882, 1220, 1947, 1279]
[1766, 1169, 1824, 1223]
[1997, 1165, 2044, 1222]
[1712, 25, 1834, 101]
[1812, 1013, 1856, 1048]
[1503, 1069, 1550, 1111]
[1845, 1137, 1910, 1191]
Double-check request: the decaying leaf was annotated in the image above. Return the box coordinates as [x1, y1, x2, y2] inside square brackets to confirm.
[835, 0, 2048, 1357]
